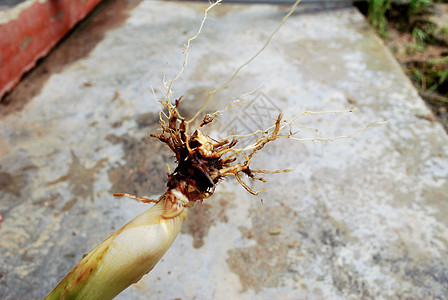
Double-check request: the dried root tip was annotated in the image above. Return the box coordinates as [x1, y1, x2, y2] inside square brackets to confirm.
[113, 193, 158, 204]
[235, 173, 266, 196]
[114, 188, 191, 219]
[198, 113, 218, 127]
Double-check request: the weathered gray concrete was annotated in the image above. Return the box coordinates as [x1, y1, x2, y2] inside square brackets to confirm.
[1, 1, 447, 299]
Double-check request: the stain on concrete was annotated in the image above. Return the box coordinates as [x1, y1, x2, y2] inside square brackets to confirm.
[20, 250, 34, 263]
[0, 171, 24, 197]
[226, 203, 299, 292]
[422, 182, 448, 224]
[107, 133, 172, 198]
[0, 0, 143, 115]
[181, 193, 233, 248]
[135, 112, 160, 129]
[227, 189, 448, 298]
[106, 111, 175, 198]
[60, 198, 78, 213]
[46, 151, 107, 201]
[297, 197, 375, 298]
[226, 197, 369, 295]
[371, 253, 448, 298]
[105, 134, 122, 145]
[0, 165, 37, 219]
[32, 193, 61, 210]
[181, 86, 220, 120]
[332, 271, 372, 298]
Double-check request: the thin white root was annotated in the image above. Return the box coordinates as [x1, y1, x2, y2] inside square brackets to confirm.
[165, 0, 223, 103]
[286, 121, 388, 142]
[216, 106, 387, 155]
[187, 0, 303, 125]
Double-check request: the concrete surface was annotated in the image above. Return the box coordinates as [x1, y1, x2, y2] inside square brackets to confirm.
[1, 0, 447, 299]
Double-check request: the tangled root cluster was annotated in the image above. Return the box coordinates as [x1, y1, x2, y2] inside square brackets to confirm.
[151, 97, 288, 202]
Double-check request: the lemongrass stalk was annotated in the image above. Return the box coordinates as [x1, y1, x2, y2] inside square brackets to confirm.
[44, 189, 188, 300]
[44, 0, 316, 298]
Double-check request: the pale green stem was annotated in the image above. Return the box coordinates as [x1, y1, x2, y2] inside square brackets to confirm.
[44, 190, 188, 300]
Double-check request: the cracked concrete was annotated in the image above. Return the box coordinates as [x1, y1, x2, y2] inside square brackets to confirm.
[0, 1, 447, 299]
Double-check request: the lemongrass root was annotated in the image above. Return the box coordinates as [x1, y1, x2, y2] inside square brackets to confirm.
[187, 0, 303, 124]
[165, 0, 223, 103]
[113, 193, 158, 204]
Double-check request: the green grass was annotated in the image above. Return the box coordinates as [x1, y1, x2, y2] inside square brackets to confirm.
[367, 0, 391, 37]
[365, 0, 448, 101]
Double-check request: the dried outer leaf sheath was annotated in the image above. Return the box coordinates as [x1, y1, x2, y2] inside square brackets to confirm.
[44, 189, 188, 300]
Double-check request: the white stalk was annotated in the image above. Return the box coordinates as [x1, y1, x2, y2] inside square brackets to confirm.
[44, 189, 188, 300]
